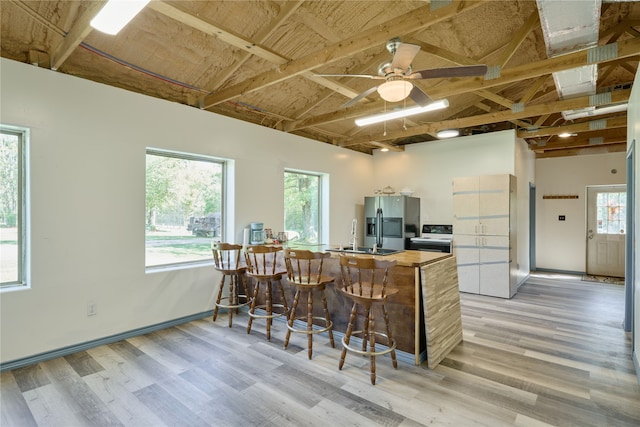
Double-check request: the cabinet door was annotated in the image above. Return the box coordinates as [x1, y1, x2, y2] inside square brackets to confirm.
[452, 176, 479, 235]
[479, 175, 511, 235]
[453, 234, 480, 294]
[479, 235, 511, 297]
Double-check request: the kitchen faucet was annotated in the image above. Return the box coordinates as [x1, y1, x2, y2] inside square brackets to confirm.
[350, 218, 357, 251]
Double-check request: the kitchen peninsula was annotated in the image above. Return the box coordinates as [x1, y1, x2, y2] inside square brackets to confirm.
[278, 246, 463, 369]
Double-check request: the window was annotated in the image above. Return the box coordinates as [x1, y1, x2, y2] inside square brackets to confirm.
[596, 191, 626, 235]
[284, 171, 320, 244]
[146, 149, 224, 268]
[0, 126, 28, 288]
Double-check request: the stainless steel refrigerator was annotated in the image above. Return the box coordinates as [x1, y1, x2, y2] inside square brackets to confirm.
[364, 195, 420, 250]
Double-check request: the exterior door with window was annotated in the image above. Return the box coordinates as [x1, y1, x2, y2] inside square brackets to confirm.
[586, 185, 626, 277]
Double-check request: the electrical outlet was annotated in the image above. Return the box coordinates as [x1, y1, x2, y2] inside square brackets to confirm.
[87, 302, 97, 316]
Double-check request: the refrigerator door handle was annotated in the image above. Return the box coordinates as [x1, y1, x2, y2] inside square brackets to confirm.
[376, 207, 383, 248]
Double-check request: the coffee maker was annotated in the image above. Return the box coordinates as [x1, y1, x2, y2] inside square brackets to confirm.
[249, 222, 264, 244]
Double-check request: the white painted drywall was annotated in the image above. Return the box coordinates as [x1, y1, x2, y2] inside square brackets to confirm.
[370, 130, 535, 288]
[535, 153, 626, 272]
[0, 58, 374, 363]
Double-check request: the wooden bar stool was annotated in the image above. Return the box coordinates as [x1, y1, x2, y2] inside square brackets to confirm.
[338, 256, 399, 385]
[283, 249, 335, 359]
[211, 243, 250, 327]
[245, 245, 289, 341]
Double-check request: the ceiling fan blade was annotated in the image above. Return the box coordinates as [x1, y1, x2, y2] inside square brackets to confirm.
[408, 86, 433, 107]
[391, 43, 421, 70]
[341, 85, 379, 108]
[315, 73, 384, 80]
[410, 65, 488, 79]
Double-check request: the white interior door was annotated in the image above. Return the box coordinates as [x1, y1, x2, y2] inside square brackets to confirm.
[586, 185, 626, 277]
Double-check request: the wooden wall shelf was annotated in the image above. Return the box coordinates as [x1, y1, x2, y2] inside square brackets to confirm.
[542, 195, 579, 199]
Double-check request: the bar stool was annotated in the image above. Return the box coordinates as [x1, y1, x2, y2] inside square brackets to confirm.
[283, 249, 335, 359]
[211, 243, 250, 327]
[245, 245, 289, 341]
[338, 256, 399, 385]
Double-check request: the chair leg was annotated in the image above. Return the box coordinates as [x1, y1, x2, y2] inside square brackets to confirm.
[228, 275, 236, 327]
[382, 303, 398, 369]
[321, 289, 334, 348]
[284, 289, 301, 350]
[307, 290, 313, 359]
[278, 280, 289, 314]
[213, 275, 225, 322]
[339, 303, 358, 370]
[247, 280, 260, 335]
[368, 308, 376, 385]
[265, 280, 273, 341]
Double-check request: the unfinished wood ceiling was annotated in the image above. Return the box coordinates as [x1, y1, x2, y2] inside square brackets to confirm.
[2, 0, 639, 156]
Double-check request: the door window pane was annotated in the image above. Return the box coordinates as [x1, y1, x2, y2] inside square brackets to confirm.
[596, 191, 626, 235]
[146, 150, 223, 268]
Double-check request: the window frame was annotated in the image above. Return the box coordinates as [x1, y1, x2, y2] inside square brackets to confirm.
[284, 169, 323, 244]
[145, 148, 226, 271]
[0, 125, 29, 289]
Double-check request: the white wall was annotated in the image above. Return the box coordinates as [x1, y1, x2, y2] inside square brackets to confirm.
[0, 58, 374, 363]
[371, 130, 535, 286]
[535, 153, 626, 272]
[629, 66, 640, 380]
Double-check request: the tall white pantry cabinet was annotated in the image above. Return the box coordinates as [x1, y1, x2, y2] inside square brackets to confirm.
[452, 174, 517, 298]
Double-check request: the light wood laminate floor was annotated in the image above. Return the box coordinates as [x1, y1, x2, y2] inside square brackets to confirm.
[2, 274, 639, 426]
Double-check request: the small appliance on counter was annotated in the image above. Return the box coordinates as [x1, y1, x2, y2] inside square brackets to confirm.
[249, 222, 265, 244]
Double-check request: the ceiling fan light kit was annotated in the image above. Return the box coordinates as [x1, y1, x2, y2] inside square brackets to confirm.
[377, 79, 414, 102]
[436, 129, 460, 139]
[90, 0, 150, 35]
[320, 38, 487, 109]
[355, 99, 449, 127]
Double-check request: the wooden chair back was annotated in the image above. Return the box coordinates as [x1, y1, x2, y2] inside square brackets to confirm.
[212, 243, 244, 273]
[284, 249, 332, 286]
[244, 245, 285, 278]
[339, 256, 397, 299]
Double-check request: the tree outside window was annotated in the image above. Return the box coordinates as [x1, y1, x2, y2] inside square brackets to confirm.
[0, 127, 27, 287]
[284, 171, 320, 244]
[146, 149, 224, 268]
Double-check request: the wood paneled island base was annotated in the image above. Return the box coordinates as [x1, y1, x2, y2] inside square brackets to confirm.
[253, 247, 462, 368]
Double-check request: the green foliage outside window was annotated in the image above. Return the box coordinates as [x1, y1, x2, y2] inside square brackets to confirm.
[284, 171, 320, 244]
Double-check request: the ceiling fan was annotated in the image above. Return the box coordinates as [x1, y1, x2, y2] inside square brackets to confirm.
[319, 38, 488, 108]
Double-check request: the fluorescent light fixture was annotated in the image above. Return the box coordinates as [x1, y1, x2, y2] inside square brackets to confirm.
[90, 0, 150, 35]
[558, 132, 575, 138]
[377, 80, 414, 102]
[355, 99, 449, 127]
[436, 129, 459, 138]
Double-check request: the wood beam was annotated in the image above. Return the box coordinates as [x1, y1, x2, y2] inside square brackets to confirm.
[201, 1, 487, 108]
[517, 116, 627, 138]
[50, 1, 107, 70]
[496, 10, 540, 68]
[205, 0, 304, 91]
[535, 143, 627, 158]
[150, 1, 369, 105]
[341, 89, 631, 146]
[531, 134, 626, 152]
[286, 37, 640, 132]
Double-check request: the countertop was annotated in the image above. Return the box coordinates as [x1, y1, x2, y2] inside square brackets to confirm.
[283, 243, 452, 268]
